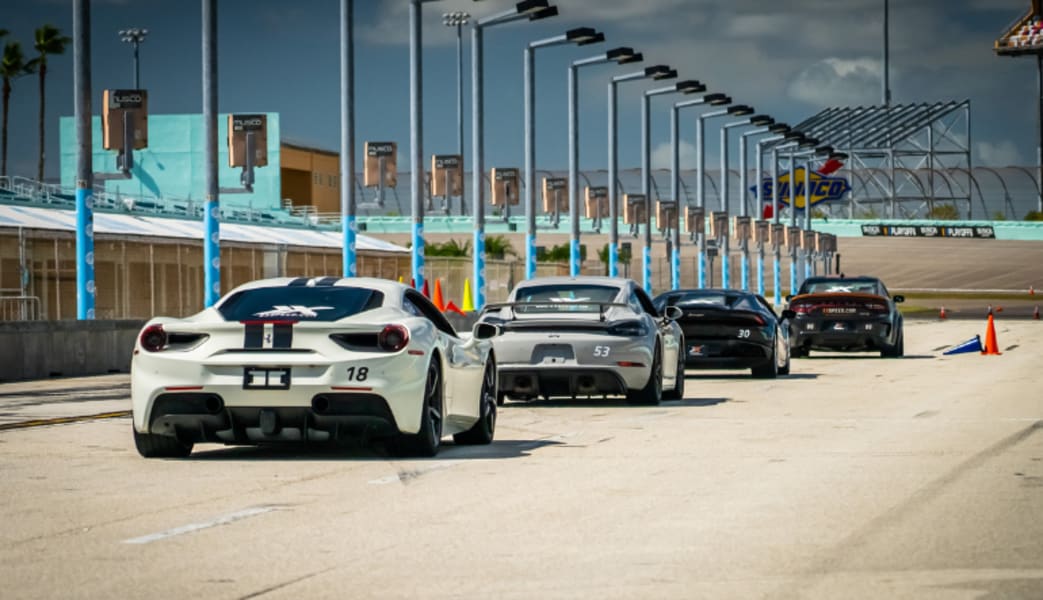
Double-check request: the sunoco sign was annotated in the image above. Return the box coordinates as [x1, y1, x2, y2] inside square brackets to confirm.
[751, 167, 851, 210]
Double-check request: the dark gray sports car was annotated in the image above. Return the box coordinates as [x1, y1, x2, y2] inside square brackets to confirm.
[654, 289, 794, 378]
[786, 275, 905, 358]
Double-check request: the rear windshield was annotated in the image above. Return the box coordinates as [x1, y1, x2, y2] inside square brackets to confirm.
[656, 292, 757, 312]
[511, 284, 620, 313]
[801, 280, 880, 295]
[218, 286, 384, 321]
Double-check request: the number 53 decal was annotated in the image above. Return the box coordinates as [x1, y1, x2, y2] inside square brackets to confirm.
[593, 345, 611, 357]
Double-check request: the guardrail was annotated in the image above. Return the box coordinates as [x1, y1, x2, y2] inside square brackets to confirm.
[0, 296, 42, 321]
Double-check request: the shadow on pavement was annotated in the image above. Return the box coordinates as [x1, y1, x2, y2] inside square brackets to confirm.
[188, 438, 563, 461]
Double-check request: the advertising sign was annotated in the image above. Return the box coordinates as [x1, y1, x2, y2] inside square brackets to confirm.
[685, 206, 705, 234]
[860, 224, 996, 238]
[364, 142, 397, 188]
[102, 89, 149, 150]
[623, 193, 646, 224]
[584, 186, 609, 218]
[542, 177, 567, 213]
[491, 168, 520, 206]
[753, 167, 851, 209]
[228, 114, 268, 168]
[656, 200, 676, 231]
[431, 154, 462, 197]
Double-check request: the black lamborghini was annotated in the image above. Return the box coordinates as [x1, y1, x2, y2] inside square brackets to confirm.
[786, 275, 905, 358]
[653, 289, 794, 378]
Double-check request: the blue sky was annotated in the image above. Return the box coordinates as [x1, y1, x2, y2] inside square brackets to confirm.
[2, 0, 1037, 181]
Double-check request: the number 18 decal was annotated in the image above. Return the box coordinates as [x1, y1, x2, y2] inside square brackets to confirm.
[593, 345, 611, 357]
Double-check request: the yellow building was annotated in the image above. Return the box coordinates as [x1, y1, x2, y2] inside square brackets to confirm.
[280, 142, 341, 214]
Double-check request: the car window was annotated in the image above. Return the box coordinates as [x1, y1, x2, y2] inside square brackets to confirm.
[402, 296, 423, 317]
[627, 290, 643, 313]
[511, 283, 621, 313]
[218, 286, 384, 321]
[405, 290, 458, 337]
[803, 279, 880, 294]
[755, 295, 778, 318]
[633, 287, 659, 316]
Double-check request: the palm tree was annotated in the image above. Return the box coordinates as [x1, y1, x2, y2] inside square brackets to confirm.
[2, 41, 36, 177]
[31, 24, 71, 182]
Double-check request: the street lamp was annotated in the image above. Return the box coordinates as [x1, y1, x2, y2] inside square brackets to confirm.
[696, 103, 752, 288]
[761, 130, 806, 305]
[567, 46, 642, 276]
[671, 92, 730, 290]
[741, 121, 789, 294]
[777, 134, 818, 296]
[118, 27, 148, 88]
[523, 26, 603, 280]
[719, 113, 771, 289]
[641, 79, 705, 293]
[797, 145, 846, 281]
[607, 64, 675, 278]
[471, 0, 556, 309]
[443, 10, 470, 216]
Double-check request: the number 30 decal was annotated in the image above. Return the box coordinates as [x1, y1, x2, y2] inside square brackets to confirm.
[737, 329, 751, 338]
[593, 345, 611, 357]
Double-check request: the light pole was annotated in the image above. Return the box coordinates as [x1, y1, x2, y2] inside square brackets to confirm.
[719, 113, 771, 289]
[607, 65, 675, 278]
[524, 27, 602, 280]
[443, 10, 470, 216]
[118, 27, 148, 89]
[642, 80, 705, 294]
[671, 93, 730, 290]
[760, 131, 805, 304]
[799, 146, 846, 282]
[568, 47, 642, 277]
[741, 121, 788, 294]
[782, 135, 818, 295]
[697, 104, 751, 288]
[341, 0, 356, 277]
[471, 0, 555, 310]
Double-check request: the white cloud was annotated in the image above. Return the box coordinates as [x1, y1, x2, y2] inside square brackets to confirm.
[787, 58, 883, 107]
[651, 140, 696, 170]
[976, 140, 1023, 166]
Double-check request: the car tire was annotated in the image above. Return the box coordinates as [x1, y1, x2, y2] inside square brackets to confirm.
[751, 345, 779, 379]
[777, 328, 791, 376]
[881, 331, 904, 358]
[626, 344, 662, 406]
[662, 337, 685, 401]
[133, 427, 193, 458]
[454, 359, 497, 446]
[394, 359, 444, 457]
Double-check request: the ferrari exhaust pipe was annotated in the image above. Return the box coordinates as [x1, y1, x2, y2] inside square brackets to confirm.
[312, 396, 330, 414]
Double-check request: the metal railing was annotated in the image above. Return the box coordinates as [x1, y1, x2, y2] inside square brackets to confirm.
[0, 295, 43, 321]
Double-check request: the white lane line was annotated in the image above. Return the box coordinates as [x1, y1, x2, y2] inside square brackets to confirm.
[122, 506, 281, 545]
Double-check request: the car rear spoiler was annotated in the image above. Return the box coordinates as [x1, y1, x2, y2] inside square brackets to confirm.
[479, 301, 632, 322]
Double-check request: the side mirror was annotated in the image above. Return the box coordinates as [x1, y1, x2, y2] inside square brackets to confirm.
[781, 309, 796, 320]
[472, 322, 501, 340]
[785, 294, 794, 303]
[662, 305, 683, 321]
[892, 295, 905, 303]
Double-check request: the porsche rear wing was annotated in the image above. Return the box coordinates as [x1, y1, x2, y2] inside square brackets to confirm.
[480, 301, 632, 323]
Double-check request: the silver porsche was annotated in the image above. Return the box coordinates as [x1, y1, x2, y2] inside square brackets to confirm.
[477, 276, 685, 405]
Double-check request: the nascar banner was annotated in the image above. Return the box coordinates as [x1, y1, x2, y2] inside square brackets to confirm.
[752, 167, 851, 210]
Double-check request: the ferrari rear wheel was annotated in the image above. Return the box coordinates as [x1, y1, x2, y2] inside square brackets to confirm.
[395, 359, 444, 457]
[777, 329, 791, 376]
[454, 359, 497, 445]
[662, 337, 685, 401]
[133, 427, 193, 459]
[626, 344, 662, 406]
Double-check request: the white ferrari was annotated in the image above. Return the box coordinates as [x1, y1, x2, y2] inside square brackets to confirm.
[131, 276, 499, 458]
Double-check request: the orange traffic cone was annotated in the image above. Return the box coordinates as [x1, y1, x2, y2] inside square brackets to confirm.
[422, 279, 430, 299]
[444, 300, 465, 316]
[432, 278, 446, 311]
[939, 306, 947, 320]
[981, 313, 1002, 355]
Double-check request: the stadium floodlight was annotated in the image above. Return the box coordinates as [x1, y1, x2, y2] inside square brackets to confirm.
[748, 114, 774, 127]
[118, 27, 149, 88]
[768, 122, 790, 135]
[523, 25, 603, 280]
[605, 64, 677, 277]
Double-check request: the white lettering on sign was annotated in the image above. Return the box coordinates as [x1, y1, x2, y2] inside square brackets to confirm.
[948, 227, 974, 237]
[368, 144, 395, 156]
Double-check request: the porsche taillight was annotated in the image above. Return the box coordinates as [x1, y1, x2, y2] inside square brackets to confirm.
[377, 324, 410, 352]
[140, 324, 167, 352]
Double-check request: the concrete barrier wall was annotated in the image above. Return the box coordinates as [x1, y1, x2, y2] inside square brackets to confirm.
[2, 320, 144, 382]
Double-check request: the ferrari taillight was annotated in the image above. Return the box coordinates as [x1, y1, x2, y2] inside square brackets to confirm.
[140, 324, 167, 352]
[378, 324, 409, 352]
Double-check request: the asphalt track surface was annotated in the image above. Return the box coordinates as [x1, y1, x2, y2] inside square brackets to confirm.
[1, 318, 1041, 599]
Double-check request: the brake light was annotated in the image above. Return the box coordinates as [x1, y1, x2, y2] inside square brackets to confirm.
[378, 324, 410, 352]
[140, 324, 167, 352]
[791, 304, 810, 315]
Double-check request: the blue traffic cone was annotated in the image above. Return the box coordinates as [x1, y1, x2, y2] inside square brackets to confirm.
[943, 335, 982, 355]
